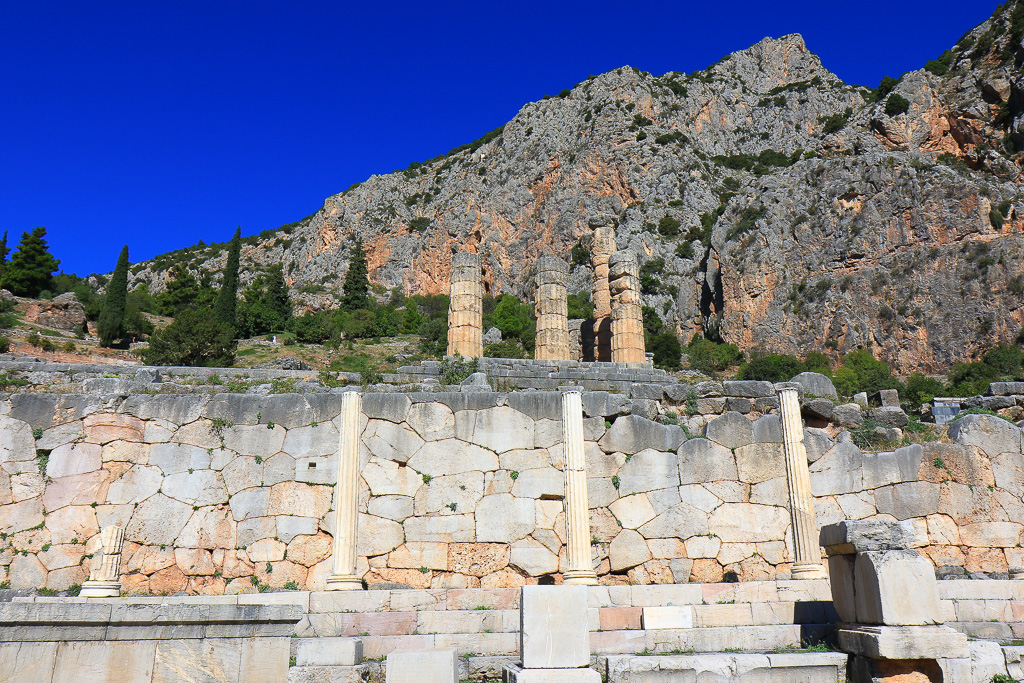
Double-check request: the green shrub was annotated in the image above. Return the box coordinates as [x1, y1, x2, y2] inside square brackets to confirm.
[439, 356, 478, 384]
[990, 207, 1005, 230]
[905, 374, 944, 406]
[738, 353, 804, 383]
[291, 311, 335, 344]
[675, 242, 694, 259]
[877, 75, 899, 99]
[982, 344, 1023, 375]
[649, 332, 682, 370]
[947, 360, 1001, 397]
[658, 216, 682, 237]
[484, 340, 528, 359]
[566, 292, 593, 320]
[924, 50, 954, 76]
[0, 336, 9, 353]
[409, 217, 431, 233]
[884, 93, 910, 117]
[686, 334, 742, 376]
[803, 351, 832, 374]
[640, 258, 666, 295]
[831, 349, 903, 397]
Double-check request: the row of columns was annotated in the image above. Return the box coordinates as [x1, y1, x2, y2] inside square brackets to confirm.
[76, 388, 824, 594]
[446, 245, 646, 362]
[324, 388, 824, 589]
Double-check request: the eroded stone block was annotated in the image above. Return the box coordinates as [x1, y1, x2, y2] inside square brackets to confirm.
[520, 585, 589, 668]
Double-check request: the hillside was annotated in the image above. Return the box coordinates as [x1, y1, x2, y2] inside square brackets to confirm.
[128, 3, 1024, 374]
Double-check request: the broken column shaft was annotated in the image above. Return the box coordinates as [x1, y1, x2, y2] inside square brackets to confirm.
[778, 388, 827, 579]
[591, 227, 616, 362]
[447, 252, 483, 358]
[325, 390, 363, 590]
[534, 255, 570, 361]
[608, 251, 646, 363]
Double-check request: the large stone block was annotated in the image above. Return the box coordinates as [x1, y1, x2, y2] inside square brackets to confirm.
[362, 394, 411, 423]
[598, 415, 683, 455]
[615, 449, 680, 495]
[407, 439, 499, 477]
[296, 637, 363, 666]
[949, 413, 1023, 455]
[722, 380, 774, 398]
[703, 411, 753, 450]
[820, 520, 917, 554]
[853, 550, 943, 626]
[789, 372, 838, 399]
[873, 481, 940, 520]
[455, 406, 535, 453]
[520, 585, 589, 668]
[476, 494, 534, 543]
[608, 529, 651, 571]
[837, 624, 967, 660]
[641, 606, 693, 629]
[386, 649, 458, 683]
[677, 438, 737, 484]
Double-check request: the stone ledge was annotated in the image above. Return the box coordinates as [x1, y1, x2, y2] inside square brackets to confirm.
[837, 624, 968, 660]
[0, 602, 303, 641]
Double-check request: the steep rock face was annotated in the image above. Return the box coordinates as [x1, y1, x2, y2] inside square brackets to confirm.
[130, 6, 1024, 373]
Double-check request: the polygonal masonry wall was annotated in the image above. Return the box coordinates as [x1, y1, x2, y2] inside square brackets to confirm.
[0, 390, 1022, 594]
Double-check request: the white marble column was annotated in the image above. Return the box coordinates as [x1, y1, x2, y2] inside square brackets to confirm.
[561, 391, 597, 585]
[326, 391, 363, 590]
[779, 388, 827, 580]
[81, 525, 124, 597]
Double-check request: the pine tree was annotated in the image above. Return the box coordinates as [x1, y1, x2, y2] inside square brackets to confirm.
[340, 238, 371, 312]
[214, 226, 242, 329]
[5, 227, 60, 297]
[97, 245, 129, 347]
[143, 307, 236, 367]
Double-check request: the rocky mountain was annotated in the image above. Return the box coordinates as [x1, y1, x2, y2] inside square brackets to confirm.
[129, 2, 1024, 373]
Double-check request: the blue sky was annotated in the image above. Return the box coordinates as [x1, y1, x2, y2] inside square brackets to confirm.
[0, 1, 996, 277]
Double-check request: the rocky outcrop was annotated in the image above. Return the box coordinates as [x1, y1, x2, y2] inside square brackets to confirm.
[128, 5, 1024, 373]
[24, 292, 86, 333]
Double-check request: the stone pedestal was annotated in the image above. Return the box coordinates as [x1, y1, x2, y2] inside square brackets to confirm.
[561, 391, 597, 585]
[821, 520, 967, 682]
[778, 388, 827, 580]
[591, 224, 616, 362]
[506, 585, 598, 682]
[80, 525, 124, 598]
[326, 391, 363, 591]
[447, 252, 483, 358]
[608, 251, 645, 364]
[534, 255, 570, 361]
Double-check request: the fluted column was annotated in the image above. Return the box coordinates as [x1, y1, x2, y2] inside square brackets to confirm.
[609, 251, 646, 363]
[779, 388, 827, 580]
[561, 391, 597, 585]
[534, 255, 570, 361]
[80, 525, 124, 597]
[326, 391, 363, 590]
[591, 227, 616, 362]
[447, 252, 483, 358]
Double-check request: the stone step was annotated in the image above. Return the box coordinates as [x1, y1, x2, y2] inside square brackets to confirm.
[591, 624, 833, 655]
[601, 652, 848, 682]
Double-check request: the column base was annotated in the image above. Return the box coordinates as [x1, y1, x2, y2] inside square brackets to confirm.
[562, 569, 598, 585]
[324, 575, 363, 591]
[790, 563, 828, 580]
[79, 580, 121, 598]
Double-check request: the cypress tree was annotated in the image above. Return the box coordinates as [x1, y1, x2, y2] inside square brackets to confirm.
[340, 238, 371, 312]
[0, 231, 9, 284]
[214, 226, 242, 329]
[264, 265, 292, 327]
[5, 227, 60, 297]
[97, 245, 129, 347]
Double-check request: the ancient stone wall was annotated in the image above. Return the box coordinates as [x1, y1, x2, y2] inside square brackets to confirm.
[0, 391, 1021, 595]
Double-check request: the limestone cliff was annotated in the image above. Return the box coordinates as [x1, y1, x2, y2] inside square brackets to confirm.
[129, 4, 1024, 373]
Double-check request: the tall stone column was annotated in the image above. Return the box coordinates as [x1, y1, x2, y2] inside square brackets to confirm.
[80, 525, 124, 597]
[534, 255, 569, 361]
[779, 388, 827, 580]
[561, 391, 597, 585]
[447, 252, 483, 358]
[609, 251, 646, 364]
[326, 391, 363, 590]
[591, 227, 616, 362]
